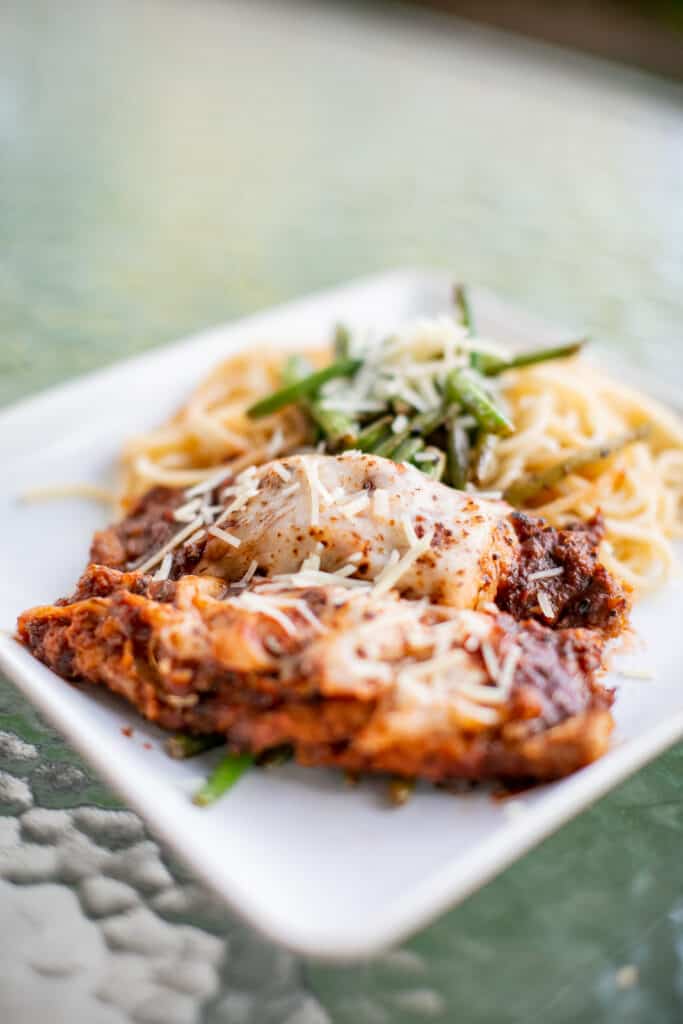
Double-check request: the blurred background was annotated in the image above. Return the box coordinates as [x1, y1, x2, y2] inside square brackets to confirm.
[1, 1, 683, 1022]
[413, 0, 683, 78]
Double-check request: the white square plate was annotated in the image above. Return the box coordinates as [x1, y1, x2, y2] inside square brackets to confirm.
[1, 269, 681, 960]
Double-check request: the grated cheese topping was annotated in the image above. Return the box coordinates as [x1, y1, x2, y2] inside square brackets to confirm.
[184, 466, 232, 499]
[278, 481, 301, 499]
[256, 569, 372, 592]
[184, 528, 206, 547]
[413, 450, 439, 463]
[173, 497, 202, 523]
[232, 559, 259, 589]
[400, 514, 418, 546]
[373, 530, 434, 598]
[338, 492, 370, 518]
[537, 590, 555, 619]
[303, 459, 321, 526]
[153, 552, 174, 582]
[617, 667, 655, 681]
[335, 564, 360, 577]
[528, 566, 564, 582]
[208, 524, 242, 548]
[136, 515, 205, 573]
[225, 592, 299, 636]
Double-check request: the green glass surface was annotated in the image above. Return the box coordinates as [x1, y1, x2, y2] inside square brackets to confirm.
[1, 0, 682, 1020]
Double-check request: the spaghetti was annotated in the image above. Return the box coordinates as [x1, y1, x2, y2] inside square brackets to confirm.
[492, 361, 683, 592]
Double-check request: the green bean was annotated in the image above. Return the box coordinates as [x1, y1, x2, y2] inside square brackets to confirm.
[388, 777, 415, 806]
[247, 358, 361, 418]
[411, 406, 450, 435]
[192, 753, 253, 806]
[373, 431, 405, 458]
[281, 354, 356, 446]
[374, 408, 448, 458]
[354, 415, 394, 452]
[475, 339, 586, 377]
[308, 403, 357, 446]
[453, 283, 475, 332]
[503, 426, 650, 506]
[333, 324, 352, 359]
[446, 420, 470, 489]
[391, 436, 425, 464]
[164, 734, 224, 760]
[454, 282, 488, 373]
[281, 353, 313, 387]
[445, 369, 514, 436]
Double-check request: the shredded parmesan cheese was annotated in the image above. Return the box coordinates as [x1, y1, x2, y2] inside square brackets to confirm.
[373, 530, 433, 598]
[226, 592, 299, 636]
[208, 525, 241, 548]
[617, 667, 655, 680]
[232, 559, 259, 589]
[537, 590, 555, 619]
[153, 553, 174, 582]
[278, 481, 301, 499]
[401, 514, 418, 546]
[184, 528, 206, 547]
[338, 492, 370, 517]
[472, 489, 503, 500]
[303, 460, 321, 526]
[335, 564, 359, 577]
[528, 566, 564, 582]
[135, 515, 205, 573]
[258, 569, 371, 591]
[184, 467, 232, 499]
[213, 468, 261, 527]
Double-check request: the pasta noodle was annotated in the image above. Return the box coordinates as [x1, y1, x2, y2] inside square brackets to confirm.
[491, 361, 683, 593]
[120, 350, 313, 503]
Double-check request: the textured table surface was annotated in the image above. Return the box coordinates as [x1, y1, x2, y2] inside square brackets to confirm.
[1, 1, 683, 1021]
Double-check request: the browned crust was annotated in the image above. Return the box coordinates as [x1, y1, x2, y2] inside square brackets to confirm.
[18, 565, 614, 783]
